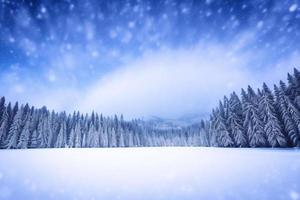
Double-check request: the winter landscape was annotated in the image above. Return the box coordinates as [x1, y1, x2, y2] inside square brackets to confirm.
[1, 0, 300, 199]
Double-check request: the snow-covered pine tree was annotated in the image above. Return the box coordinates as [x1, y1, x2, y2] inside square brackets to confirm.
[36, 113, 46, 148]
[68, 127, 76, 148]
[287, 73, 297, 97]
[44, 111, 54, 148]
[29, 130, 40, 148]
[259, 83, 287, 147]
[17, 113, 32, 149]
[0, 106, 9, 147]
[55, 120, 67, 148]
[95, 113, 100, 131]
[247, 85, 258, 104]
[133, 128, 141, 147]
[279, 81, 300, 146]
[86, 123, 97, 147]
[214, 102, 235, 147]
[223, 96, 229, 120]
[4, 104, 23, 149]
[81, 114, 89, 147]
[204, 120, 211, 146]
[227, 92, 248, 147]
[109, 127, 117, 147]
[74, 122, 82, 148]
[199, 120, 209, 146]
[242, 89, 268, 147]
[119, 129, 125, 147]
[101, 125, 109, 147]
[208, 110, 218, 147]
[0, 96, 5, 120]
[128, 130, 134, 147]
[292, 68, 300, 108]
[50, 111, 60, 146]
[274, 84, 300, 147]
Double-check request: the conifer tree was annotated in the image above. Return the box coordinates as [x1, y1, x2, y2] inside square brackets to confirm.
[227, 92, 248, 147]
[260, 83, 287, 147]
[5, 105, 23, 149]
[242, 89, 268, 147]
[0, 107, 9, 147]
[274, 85, 300, 147]
[55, 121, 67, 148]
[17, 114, 32, 149]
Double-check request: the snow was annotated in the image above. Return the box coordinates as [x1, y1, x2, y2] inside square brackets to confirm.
[257, 21, 264, 29]
[289, 4, 298, 12]
[290, 191, 300, 200]
[0, 147, 299, 200]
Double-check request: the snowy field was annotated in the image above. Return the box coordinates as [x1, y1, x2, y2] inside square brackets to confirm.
[0, 148, 300, 200]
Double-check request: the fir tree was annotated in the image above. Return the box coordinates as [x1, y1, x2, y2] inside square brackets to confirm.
[55, 121, 67, 148]
[242, 89, 268, 147]
[260, 83, 287, 147]
[227, 92, 248, 147]
[274, 85, 300, 147]
[17, 114, 32, 149]
[0, 107, 9, 147]
[5, 106, 23, 149]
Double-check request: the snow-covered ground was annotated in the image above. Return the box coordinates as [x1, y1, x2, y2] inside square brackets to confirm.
[0, 147, 299, 200]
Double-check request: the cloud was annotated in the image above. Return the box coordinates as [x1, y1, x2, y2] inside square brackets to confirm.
[1, 34, 299, 119]
[76, 40, 270, 118]
[77, 36, 300, 119]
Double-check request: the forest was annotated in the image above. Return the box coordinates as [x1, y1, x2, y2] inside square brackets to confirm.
[1, 68, 300, 149]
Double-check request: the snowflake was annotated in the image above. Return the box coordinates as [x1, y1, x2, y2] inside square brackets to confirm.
[257, 21, 264, 29]
[289, 4, 298, 12]
[128, 21, 135, 28]
[8, 37, 15, 43]
[41, 6, 47, 14]
[91, 51, 99, 58]
[290, 191, 299, 200]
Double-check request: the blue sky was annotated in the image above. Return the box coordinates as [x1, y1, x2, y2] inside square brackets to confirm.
[0, 0, 300, 119]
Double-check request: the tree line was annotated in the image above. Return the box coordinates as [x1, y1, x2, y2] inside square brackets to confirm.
[207, 68, 300, 147]
[1, 68, 300, 149]
[0, 98, 205, 149]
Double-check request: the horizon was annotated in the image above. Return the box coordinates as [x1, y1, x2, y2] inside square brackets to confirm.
[1, 0, 300, 119]
[0, 67, 299, 122]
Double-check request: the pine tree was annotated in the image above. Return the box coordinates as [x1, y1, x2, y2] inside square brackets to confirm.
[128, 130, 134, 147]
[242, 89, 268, 147]
[74, 123, 82, 148]
[227, 92, 248, 147]
[0, 107, 9, 147]
[119, 129, 125, 147]
[274, 84, 300, 147]
[259, 83, 287, 147]
[17, 114, 32, 149]
[37, 115, 46, 148]
[45, 113, 54, 148]
[55, 121, 67, 148]
[0, 96, 5, 120]
[29, 129, 42, 148]
[87, 123, 97, 147]
[209, 110, 218, 147]
[109, 127, 117, 147]
[100, 126, 109, 147]
[213, 102, 235, 147]
[68, 127, 76, 148]
[5, 106, 23, 149]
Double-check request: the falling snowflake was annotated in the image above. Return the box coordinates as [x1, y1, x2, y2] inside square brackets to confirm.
[257, 21, 264, 29]
[41, 6, 47, 13]
[290, 191, 300, 200]
[128, 21, 135, 28]
[289, 4, 298, 12]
